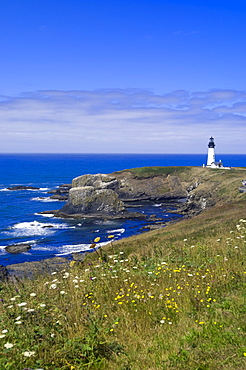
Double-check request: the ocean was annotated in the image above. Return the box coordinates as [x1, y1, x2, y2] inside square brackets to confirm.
[0, 153, 245, 266]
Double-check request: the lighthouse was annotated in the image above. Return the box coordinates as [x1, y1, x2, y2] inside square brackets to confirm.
[207, 136, 216, 167]
[205, 137, 227, 168]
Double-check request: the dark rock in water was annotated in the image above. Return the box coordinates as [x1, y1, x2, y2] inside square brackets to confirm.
[5, 244, 32, 254]
[0, 265, 8, 281]
[148, 214, 163, 221]
[38, 210, 59, 216]
[41, 225, 54, 228]
[47, 184, 72, 200]
[49, 194, 69, 200]
[48, 184, 72, 194]
[7, 185, 40, 191]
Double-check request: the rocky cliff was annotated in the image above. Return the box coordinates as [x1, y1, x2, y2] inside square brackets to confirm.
[51, 166, 246, 220]
[57, 169, 187, 219]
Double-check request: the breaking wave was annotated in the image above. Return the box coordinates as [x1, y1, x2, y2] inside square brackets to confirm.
[5, 220, 69, 237]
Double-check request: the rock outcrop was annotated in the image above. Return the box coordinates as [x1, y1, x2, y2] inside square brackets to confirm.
[48, 184, 72, 200]
[72, 174, 119, 191]
[5, 244, 32, 254]
[60, 186, 125, 216]
[7, 185, 40, 191]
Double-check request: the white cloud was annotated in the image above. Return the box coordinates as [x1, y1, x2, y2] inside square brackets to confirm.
[0, 88, 246, 153]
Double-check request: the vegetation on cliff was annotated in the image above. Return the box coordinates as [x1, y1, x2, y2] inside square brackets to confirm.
[0, 166, 246, 369]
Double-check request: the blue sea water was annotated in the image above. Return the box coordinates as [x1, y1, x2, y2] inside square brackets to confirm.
[0, 153, 245, 266]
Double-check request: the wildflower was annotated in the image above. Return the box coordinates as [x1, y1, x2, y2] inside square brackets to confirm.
[23, 350, 35, 357]
[15, 321, 22, 325]
[60, 291, 66, 294]
[51, 271, 57, 275]
[17, 302, 27, 307]
[7, 305, 13, 309]
[50, 284, 57, 289]
[30, 293, 36, 297]
[39, 304, 46, 307]
[27, 309, 35, 312]
[183, 239, 187, 242]
[15, 316, 21, 321]
[94, 237, 101, 243]
[63, 272, 70, 278]
[70, 260, 76, 268]
[0, 335, 6, 338]
[2, 330, 8, 334]
[4, 342, 14, 349]
[160, 320, 165, 324]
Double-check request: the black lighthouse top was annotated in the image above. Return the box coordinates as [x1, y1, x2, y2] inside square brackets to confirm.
[208, 137, 215, 148]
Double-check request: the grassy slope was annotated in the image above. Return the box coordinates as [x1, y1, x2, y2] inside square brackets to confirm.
[0, 167, 246, 370]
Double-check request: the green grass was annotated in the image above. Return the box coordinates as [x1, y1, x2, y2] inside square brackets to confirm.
[116, 166, 192, 178]
[1, 202, 246, 369]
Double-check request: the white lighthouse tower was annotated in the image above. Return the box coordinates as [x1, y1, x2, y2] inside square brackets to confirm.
[207, 136, 216, 167]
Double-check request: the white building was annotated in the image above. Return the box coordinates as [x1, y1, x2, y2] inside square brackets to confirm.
[205, 137, 229, 169]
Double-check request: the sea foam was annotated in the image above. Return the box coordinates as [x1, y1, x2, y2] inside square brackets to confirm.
[5, 220, 69, 237]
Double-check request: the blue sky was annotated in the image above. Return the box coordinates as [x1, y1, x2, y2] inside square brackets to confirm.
[1, 0, 246, 153]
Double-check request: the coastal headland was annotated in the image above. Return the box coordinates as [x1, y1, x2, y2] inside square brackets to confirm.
[41, 165, 246, 221]
[4, 165, 246, 277]
[1, 165, 246, 369]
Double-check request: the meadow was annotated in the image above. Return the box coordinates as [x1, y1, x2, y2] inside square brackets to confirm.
[0, 181, 246, 369]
